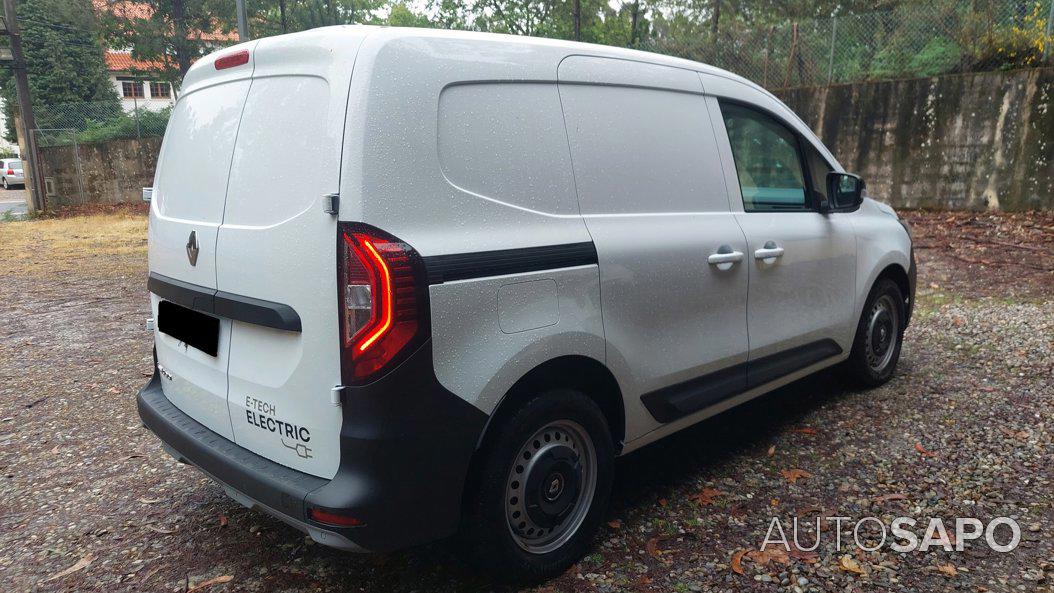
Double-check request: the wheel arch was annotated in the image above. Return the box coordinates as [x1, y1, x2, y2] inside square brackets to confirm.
[873, 262, 912, 324]
[475, 355, 626, 455]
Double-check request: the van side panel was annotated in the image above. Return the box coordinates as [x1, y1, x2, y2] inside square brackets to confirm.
[342, 35, 603, 416]
[557, 57, 750, 442]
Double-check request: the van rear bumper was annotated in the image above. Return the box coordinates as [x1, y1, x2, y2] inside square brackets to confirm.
[137, 339, 488, 553]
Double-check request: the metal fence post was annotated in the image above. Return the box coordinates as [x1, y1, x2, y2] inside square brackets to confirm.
[828, 15, 838, 85]
[1045, 0, 1054, 60]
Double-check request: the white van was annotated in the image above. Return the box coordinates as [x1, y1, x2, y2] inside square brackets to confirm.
[138, 26, 915, 580]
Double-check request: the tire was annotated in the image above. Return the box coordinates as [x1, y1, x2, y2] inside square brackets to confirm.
[463, 388, 614, 583]
[2, 178, 7, 190]
[843, 278, 905, 387]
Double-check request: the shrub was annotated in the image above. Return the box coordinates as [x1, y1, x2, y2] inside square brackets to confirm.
[77, 108, 171, 144]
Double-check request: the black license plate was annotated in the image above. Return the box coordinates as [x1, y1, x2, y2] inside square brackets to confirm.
[158, 300, 220, 356]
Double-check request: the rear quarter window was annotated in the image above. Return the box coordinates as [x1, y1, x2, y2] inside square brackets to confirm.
[437, 83, 578, 215]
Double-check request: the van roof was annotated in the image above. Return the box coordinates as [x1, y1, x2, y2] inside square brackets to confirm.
[200, 25, 767, 97]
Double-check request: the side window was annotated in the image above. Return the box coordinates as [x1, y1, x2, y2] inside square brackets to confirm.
[804, 143, 834, 206]
[560, 84, 729, 214]
[720, 102, 808, 212]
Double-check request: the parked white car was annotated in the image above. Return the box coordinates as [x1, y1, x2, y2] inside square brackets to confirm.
[1, 158, 24, 189]
[138, 26, 915, 581]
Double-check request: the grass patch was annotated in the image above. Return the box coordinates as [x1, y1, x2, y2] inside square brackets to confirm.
[0, 212, 147, 278]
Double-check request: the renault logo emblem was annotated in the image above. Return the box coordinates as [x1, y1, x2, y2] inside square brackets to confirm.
[186, 231, 199, 266]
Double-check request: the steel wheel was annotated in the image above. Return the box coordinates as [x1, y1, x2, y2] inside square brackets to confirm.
[865, 293, 899, 373]
[504, 419, 597, 555]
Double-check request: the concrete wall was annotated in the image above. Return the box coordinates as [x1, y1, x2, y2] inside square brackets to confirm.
[38, 136, 161, 206]
[776, 68, 1054, 211]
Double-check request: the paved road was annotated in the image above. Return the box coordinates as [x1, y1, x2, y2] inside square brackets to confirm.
[0, 187, 28, 218]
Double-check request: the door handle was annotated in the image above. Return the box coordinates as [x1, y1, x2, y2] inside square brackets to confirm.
[754, 241, 785, 262]
[708, 246, 744, 271]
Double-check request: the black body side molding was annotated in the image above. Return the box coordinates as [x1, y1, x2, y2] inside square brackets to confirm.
[148, 272, 302, 332]
[424, 242, 598, 284]
[641, 339, 842, 423]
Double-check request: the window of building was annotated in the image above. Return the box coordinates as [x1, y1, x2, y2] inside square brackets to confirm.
[149, 82, 171, 98]
[121, 80, 144, 99]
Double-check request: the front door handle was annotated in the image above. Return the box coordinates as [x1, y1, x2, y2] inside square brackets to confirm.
[708, 246, 744, 271]
[754, 241, 785, 263]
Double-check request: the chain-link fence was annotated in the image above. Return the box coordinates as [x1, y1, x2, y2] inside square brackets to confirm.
[643, 0, 1054, 89]
[33, 100, 170, 146]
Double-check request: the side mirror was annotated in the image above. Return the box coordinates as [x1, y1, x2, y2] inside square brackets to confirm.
[825, 172, 864, 211]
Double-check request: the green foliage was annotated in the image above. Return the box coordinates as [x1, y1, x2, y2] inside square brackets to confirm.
[98, 0, 237, 88]
[0, 0, 120, 142]
[76, 108, 171, 144]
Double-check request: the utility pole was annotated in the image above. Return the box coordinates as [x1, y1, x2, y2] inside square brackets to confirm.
[1, 0, 44, 212]
[573, 0, 581, 41]
[1045, 0, 1053, 61]
[236, 0, 249, 41]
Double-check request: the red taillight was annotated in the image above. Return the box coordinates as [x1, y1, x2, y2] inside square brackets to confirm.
[5, 170, 11, 175]
[338, 224, 428, 384]
[215, 50, 249, 70]
[308, 508, 364, 527]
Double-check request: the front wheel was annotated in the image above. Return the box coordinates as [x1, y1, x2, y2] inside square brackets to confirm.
[463, 389, 614, 582]
[844, 278, 905, 387]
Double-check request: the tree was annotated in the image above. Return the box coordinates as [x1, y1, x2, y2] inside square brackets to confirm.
[0, 0, 121, 143]
[97, 0, 237, 93]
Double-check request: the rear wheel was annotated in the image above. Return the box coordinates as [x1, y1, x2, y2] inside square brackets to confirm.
[2, 178, 7, 190]
[844, 278, 905, 387]
[464, 389, 614, 582]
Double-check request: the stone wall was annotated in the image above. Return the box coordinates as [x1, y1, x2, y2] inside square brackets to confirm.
[776, 68, 1054, 211]
[38, 136, 162, 206]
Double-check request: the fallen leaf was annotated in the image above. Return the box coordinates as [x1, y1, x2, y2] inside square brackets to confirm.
[998, 427, 1029, 440]
[187, 575, 234, 592]
[937, 563, 958, 578]
[636, 575, 653, 585]
[790, 427, 818, 436]
[657, 497, 668, 507]
[788, 547, 820, 564]
[219, 515, 229, 528]
[137, 497, 163, 504]
[145, 524, 176, 534]
[645, 537, 666, 561]
[747, 548, 791, 566]
[839, 554, 865, 575]
[691, 488, 725, 507]
[40, 554, 95, 583]
[606, 519, 621, 529]
[767, 445, 776, 456]
[872, 493, 908, 504]
[780, 469, 812, 484]
[915, 442, 937, 458]
[730, 504, 746, 518]
[730, 549, 747, 575]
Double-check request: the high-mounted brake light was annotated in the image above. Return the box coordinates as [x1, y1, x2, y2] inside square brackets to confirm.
[338, 224, 428, 384]
[215, 50, 249, 70]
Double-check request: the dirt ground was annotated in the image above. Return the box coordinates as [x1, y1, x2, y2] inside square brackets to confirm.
[0, 209, 1052, 593]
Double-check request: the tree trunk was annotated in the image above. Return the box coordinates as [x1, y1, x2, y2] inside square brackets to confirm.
[279, 0, 288, 33]
[171, 0, 192, 78]
[711, 0, 720, 35]
[630, 1, 640, 46]
[573, 0, 581, 41]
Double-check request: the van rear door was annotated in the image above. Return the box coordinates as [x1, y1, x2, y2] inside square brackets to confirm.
[217, 32, 364, 479]
[148, 45, 257, 440]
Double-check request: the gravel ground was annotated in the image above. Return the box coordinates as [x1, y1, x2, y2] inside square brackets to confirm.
[0, 210, 1052, 593]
